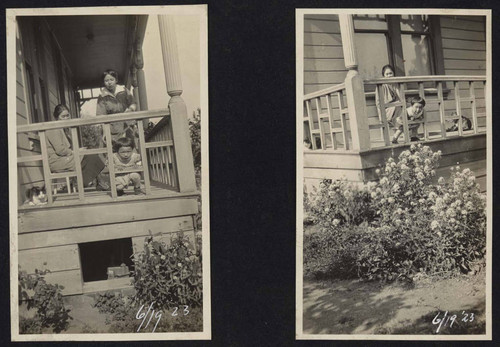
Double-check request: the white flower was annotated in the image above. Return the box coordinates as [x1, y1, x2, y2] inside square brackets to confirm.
[380, 177, 389, 185]
[396, 208, 403, 214]
[325, 207, 330, 213]
[417, 172, 425, 180]
[371, 192, 377, 198]
[401, 164, 409, 170]
[430, 220, 439, 230]
[419, 199, 426, 204]
[388, 197, 395, 204]
[375, 169, 381, 175]
[332, 219, 340, 226]
[392, 184, 400, 192]
[438, 177, 445, 184]
[385, 166, 393, 173]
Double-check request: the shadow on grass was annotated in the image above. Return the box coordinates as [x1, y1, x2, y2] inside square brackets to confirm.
[303, 280, 411, 335]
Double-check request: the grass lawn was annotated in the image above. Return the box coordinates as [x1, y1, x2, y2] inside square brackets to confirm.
[302, 224, 486, 335]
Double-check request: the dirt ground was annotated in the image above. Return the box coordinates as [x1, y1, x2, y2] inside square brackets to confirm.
[303, 270, 486, 335]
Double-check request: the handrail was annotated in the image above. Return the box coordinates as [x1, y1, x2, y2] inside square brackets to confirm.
[16, 109, 170, 133]
[364, 75, 486, 84]
[304, 83, 345, 101]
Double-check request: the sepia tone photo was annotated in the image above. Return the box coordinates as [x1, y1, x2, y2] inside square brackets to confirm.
[296, 9, 491, 340]
[8, 5, 210, 340]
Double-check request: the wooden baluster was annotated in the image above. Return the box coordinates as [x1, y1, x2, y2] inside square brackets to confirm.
[398, 83, 410, 144]
[418, 82, 428, 141]
[163, 145, 172, 186]
[454, 81, 463, 137]
[325, 94, 335, 149]
[70, 127, 85, 200]
[314, 98, 326, 150]
[103, 124, 117, 199]
[375, 84, 391, 146]
[470, 81, 478, 134]
[137, 121, 151, 195]
[305, 100, 315, 149]
[337, 90, 349, 150]
[437, 82, 446, 138]
[38, 130, 54, 205]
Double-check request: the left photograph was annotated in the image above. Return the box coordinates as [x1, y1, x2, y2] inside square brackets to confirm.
[8, 5, 210, 341]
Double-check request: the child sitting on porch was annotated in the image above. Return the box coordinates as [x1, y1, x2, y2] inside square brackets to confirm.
[392, 96, 426, 144]
[111, 137, 144, 196]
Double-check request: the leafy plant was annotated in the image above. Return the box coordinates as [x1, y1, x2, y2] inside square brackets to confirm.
[189, 108, 201, 178]
[132, 232, 203, 311]
[18, 268, 73, 333]
[304, 144, 486, 282]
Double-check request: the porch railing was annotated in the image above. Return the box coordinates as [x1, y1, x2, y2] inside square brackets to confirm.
[17, 109, 196, 206]
[303, 75, 487, 151]
[303, 83, 349, 150]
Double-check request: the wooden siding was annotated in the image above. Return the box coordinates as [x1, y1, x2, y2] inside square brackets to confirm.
[16, 18, 80, 204]
[440, 16, 487, 76]
[16, 22, 44, 202]
[304, 134, 487, 192]
[304, 15, 347, 94]
[18, 197, 197, 295]
[303, 15, 487, 96]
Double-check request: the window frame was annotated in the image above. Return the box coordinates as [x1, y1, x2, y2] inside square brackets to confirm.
[354, 15, 445, 78]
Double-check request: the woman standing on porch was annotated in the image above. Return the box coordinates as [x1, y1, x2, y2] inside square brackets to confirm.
[96, 69, 138, 143]
[46, 104, 105, 187]
[377, 64, 403, 144]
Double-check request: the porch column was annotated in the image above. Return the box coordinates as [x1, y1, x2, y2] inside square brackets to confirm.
[130, 66, 141, 111]
[158, 15, 196, 192]
[135, 47, 149, 128]
[339, 14, 371, 151]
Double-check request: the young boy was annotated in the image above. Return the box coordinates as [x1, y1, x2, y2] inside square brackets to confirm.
[112, 136, 144, 196]
[392, 96, 426, 144]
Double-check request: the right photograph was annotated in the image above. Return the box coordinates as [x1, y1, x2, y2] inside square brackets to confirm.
[296, 9, 491, 340]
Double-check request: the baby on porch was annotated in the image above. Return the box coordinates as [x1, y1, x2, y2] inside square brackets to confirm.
[110, 136, 145, 196]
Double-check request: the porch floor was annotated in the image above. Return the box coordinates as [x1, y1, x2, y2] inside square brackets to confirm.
[19, 182, 199, 211]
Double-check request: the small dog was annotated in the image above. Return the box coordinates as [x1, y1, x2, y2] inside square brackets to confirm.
[446, 112, 472, 132]
[25, 186, 48, 206]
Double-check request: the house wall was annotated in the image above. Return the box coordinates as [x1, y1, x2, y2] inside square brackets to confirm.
[16, 18, 78, 203]
[304, 134, 487, 194]
[18, 196, 198, 295]
[303, 14, 487, 147]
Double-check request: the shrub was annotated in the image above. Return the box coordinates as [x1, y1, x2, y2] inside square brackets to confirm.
[189, 108, 201, 178]
[308, 179, 374, 230]
[18, 269, 72, 333]
[304, 144, 487, 282]
[132, 232, 203, 311]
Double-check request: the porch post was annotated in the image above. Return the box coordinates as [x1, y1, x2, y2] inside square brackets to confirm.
[339, 14, 371, 151]
[158, 15, 196, 192]
[135, 47, 149, 128]
[130, 66, 141, 111]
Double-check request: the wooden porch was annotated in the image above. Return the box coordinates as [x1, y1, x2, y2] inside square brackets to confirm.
[302, 14, 488, 191]
[15, 13, 200, 295]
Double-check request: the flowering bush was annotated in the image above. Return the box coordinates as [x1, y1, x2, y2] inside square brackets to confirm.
[304, 144, 486, 282]
[132, 232, 202, 310]
[308, 179, 374, 230]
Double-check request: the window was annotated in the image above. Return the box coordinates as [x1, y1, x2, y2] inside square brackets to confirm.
[353, 15, 441, 80]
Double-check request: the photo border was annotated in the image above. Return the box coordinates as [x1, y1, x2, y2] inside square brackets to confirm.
[7, 4, 211, 341]
[295, 8, 492, 341]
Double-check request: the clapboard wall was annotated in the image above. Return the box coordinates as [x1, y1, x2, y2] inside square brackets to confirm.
[16, 18, 78, 203]
[18, 196, 198, 295]
[303, 14, 487, 146]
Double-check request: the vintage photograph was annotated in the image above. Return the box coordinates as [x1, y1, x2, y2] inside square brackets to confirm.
[296, 9, 491, 339]
[8, 5, 210, 340]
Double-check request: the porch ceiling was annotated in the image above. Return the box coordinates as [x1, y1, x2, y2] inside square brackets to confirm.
[45, 15, 142, 89]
